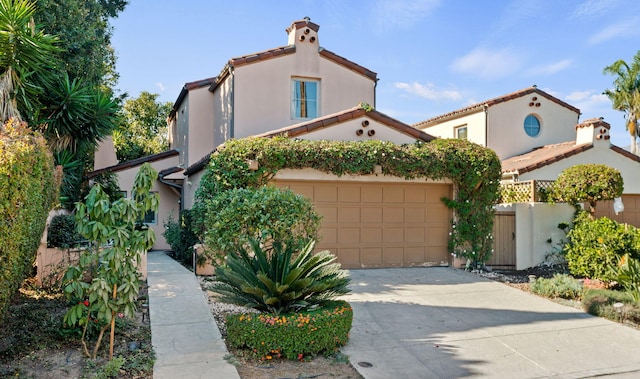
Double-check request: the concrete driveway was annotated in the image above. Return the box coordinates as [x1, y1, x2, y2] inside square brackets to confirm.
[342, 267, 640, 379]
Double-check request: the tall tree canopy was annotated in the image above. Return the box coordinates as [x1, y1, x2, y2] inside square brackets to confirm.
[34, 0, 128, 89]
[604, 51, 640, 155]
[113, 91, 172, 161]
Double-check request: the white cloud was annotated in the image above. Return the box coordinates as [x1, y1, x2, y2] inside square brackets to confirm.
[156, 82, 166, 92]
[565, 90, 612, 116]
[372, 0, 441, 30]
[394, 82, 462, 101]
[451, 47, 522, 80]
[588, 17, 640, 44]
[527, 59, 572, 76]
[572, 0, 619, 18]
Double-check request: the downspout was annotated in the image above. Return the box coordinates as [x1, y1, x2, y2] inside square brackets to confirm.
[484, 104, 489, 148]
[230, 67, 235, 139]
[158, 172, 183, 212]
[373, 78, 379, 108]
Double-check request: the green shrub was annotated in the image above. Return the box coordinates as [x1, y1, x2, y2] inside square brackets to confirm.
[581, 288, 640, 323]
[564, 212, 640, 281]
[163, 210, 199, 265]
[610, 254, 640, 303]
[47, 214, 83, 248]
[549, 164, 623, 216]
[226, 300, 352, 360]
[0, 119, 58, 323]
[212, 238, 350, 314]
[530, 274, 583, 299]
[203, 186, 321, 261]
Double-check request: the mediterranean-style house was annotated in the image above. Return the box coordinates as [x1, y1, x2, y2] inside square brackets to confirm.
[92, 18, 455, 269]
[416, 88, 640, 269]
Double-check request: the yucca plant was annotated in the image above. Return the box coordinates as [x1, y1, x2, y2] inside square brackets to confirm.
[212, 238, 350, 314]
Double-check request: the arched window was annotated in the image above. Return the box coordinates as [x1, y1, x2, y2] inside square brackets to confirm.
[524, 115, 541, 137]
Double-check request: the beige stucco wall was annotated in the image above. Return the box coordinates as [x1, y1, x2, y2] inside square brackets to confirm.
[419, 110, 487, 145]
[275, 167, 452, 184]
[182, 169, 204, 210]
[518, 141, 640, 194]
[300, 117, 417, 145]
[171, 97, 189, 168]
[487, 97, 579, 159]
[114, 155, 181, 250]
[94, 136, 119, 169]
[496, 202, 575, 270]
[231, 50, 375, 139]
[185, 87, 215, 168]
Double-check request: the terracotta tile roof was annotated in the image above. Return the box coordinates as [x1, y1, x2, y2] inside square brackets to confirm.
[170, 77, 217, 119]
[319, 48, 377, 81]
[501, 142, 592, 175]
[254, 104, 435, 141]
[611, 144, 640, 163]
[87, 149, 180, 179]
[414, 86, 581, 128]
[286, 19, 320, 34]
[576, 117, 610, 130]
[184, 105, 436, 176]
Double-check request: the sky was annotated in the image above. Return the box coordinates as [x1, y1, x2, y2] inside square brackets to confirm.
[110, 0, 640, 148]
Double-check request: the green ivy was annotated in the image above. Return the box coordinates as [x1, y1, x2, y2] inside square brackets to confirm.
[194, 137, 501, 265]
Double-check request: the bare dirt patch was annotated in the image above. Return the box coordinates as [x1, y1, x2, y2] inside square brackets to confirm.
[0, 278, 153, 378]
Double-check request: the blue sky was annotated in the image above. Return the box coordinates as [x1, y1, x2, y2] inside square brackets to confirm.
[111, 0, 640, 148]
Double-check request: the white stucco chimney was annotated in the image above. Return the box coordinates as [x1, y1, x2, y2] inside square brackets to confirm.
[286, 17, 320, 47]
[575, 117, 611, 147]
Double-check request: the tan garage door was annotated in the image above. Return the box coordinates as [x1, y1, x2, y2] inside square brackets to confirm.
[275, 180, 452, 269]
[595, 194, 640, 227]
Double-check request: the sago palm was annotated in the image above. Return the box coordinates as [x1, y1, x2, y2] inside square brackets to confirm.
[212, 238, 351, 314]
[0, 0, 59, 122]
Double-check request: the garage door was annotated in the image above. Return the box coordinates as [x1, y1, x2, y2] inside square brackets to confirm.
[275, 180, 452, 269]
[595, 194, 640, 227]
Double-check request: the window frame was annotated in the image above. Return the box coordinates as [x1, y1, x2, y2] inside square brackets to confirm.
[455, 125, 468, 140]
[523, 114, 541, 137]
[291, 78, 319, 120]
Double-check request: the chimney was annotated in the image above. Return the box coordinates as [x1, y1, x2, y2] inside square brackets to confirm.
[286, 17, 320, 46]
[575, 117, 611, 146]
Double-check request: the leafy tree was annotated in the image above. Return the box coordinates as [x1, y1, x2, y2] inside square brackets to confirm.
[549, 164, 623, 217]
[113, 91, 171, 161]
[604, 51, 640, 154]
[0, 0, 59, 123]
[34, 0, 128, 88]
[63, 163, 158, 359]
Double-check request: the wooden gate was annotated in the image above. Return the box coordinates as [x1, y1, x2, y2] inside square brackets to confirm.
[488, 212, 515, 269]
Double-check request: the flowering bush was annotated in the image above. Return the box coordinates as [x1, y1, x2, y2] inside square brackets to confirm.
[225, 300, 352, 360]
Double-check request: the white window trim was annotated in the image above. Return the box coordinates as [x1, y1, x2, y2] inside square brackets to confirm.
[291, 77, 320, 120]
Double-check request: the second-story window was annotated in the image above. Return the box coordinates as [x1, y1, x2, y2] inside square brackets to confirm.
[455, 125, 468, 140]
[292, 78, 318, 119]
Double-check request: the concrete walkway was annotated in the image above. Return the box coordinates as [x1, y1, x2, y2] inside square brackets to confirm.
[342, 267, 640, 379]
[147, 251, 240, 379]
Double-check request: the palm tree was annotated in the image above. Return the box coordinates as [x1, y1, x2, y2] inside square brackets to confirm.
[603, 51, 640, 154]
[0, 0, 59, 123]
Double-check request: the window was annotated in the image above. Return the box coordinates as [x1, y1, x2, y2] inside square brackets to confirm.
[455, 125, 468, 140]
[137, 191, 157, 225]
[524, 115, 541, 137]
[291, 79, 318, 119]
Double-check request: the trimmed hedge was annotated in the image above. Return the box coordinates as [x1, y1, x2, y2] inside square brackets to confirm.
[226, 300, 352, 360]
[0, 120, 58, 322]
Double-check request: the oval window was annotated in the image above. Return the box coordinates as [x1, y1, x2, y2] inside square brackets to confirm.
[524, 115, 540, 137]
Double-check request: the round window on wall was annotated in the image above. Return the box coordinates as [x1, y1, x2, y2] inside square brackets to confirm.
[524, 114, 541, 137]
